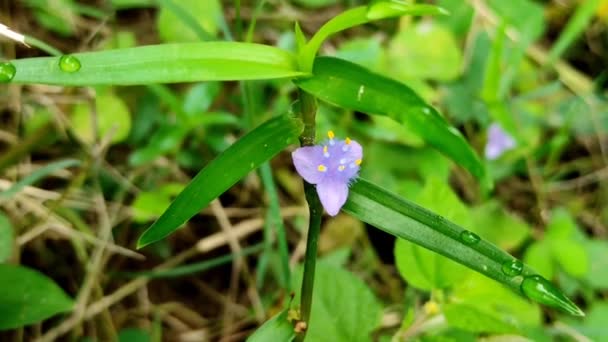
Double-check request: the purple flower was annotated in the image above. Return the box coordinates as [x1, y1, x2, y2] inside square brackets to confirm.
[485, 123, 516, 160]
[292, 131, 362, 216]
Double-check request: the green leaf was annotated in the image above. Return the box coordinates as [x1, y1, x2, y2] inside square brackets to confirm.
[524, 241, 554, 279]
[343, 179, 583, 315]
[584, 240, 608, 289]
[0, 214, 13, 263]
[10, 42, 305, 86]
[444, 272, 541, 334]
[118, 328, 151, 342]
[0, 159, 80, 200]
[470, 201, 530, 251]
[292, 0, 337, 8]
[395, 178, 471, 290]
[157, 0, 220, 42]
[569, 302, 608, 341]
[71, 92, 131, 144]
[386, 21, 463, 81]
[300, 2, 448, 71]
[137, 115, 303, 248]
[293, 261, 382, 341]
[548, 0, 602, 63]
[0, 264, 74, 330]
[295, 57, 489, 188]
[247, 309, 295, 342]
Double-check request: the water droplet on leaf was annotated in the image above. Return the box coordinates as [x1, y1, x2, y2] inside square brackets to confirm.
[59, 55, 81, 73]
[501, 259, 523, 276]
[520, 275, 585, 316]
[459, 230, 480, 245]
[0, 62, 16, 83]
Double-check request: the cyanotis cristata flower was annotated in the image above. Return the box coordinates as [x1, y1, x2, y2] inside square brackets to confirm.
[292, 131, 362, 216]
[485, 123, 516, 160]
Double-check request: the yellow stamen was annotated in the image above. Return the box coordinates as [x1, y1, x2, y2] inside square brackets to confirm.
[423, 301, 440, 316]
[345, 137, 351, 145]
[327, 130, 335, 139]
[338, 165, 345, 171]
[317, 164, 327, 172]
[355, 159, 362, 165]
[323, 145, 328, 154]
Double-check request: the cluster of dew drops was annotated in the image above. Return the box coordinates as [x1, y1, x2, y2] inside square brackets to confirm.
[1, 54, 81, 83]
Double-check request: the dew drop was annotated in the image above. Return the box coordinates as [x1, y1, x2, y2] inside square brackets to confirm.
[459, 230, 480, 245]
[520, 275, 585, 316]
[0, 62, 16, 83]
[501, 259, 523, 276]
[59, 55, 81, 73]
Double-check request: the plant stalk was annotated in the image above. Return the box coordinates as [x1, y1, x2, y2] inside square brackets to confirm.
[297, 90, 322, 336]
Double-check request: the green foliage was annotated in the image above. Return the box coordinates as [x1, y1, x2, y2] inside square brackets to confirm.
[157, 0, 221, 42]
[0, 214, 13, 263]
[444, 273, 541, 334]
[395, 178, 471, 290]
[295, 57, 489, 189]
[71, 92, 132, 144]
[247, 309, 295, 342]
[10, 43, 305, 85]
[137, 115, 304, 247]
[293, 261, 382, 341]
[0, 264, 74, 330]
[524, 209, 589, 280]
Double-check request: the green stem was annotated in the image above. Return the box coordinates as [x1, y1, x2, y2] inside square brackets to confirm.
[297, 90, 322, 335]
[23, 36, 63, 56]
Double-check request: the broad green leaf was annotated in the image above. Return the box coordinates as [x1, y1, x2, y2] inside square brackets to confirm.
[10, 42, 305, 86]
[343, 179, 583, 316]
[569, 302, 608, 341]
[299, 2, 448, 71]
[524, 241, 554, 279]
[0, 264, 74, 330]
[395, 178, 471, 290]
[444, 272, 541, 334]
[0, 159, 80, 200]
[292, 261, 382, 341]
[71, 92, 131, 144]
[157, 0, 220, 42]
[0, 214, 13, 263]
[387, 21, 462, 81]
[550, 238, 589, 278]
[247, 309, 295, 342]
[137, 115, 303, 248]
[132, 183, 184, 223]
[470, 201, 530, 251]
[296, 57, 489, 188]
[584, 240, 608, 289]
[548, 0, 602, 63]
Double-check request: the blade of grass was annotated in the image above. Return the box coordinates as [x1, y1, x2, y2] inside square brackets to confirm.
[344, 178, 584, 316]
[0, 159, 80, 200]
[10, 42, 305, 86]
[548, 0, 602, 63]
[157, 0, 215, 41]
[137, 114, 303, 248]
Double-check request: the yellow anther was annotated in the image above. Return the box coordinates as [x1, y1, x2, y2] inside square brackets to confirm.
[355, 159, 362, 165]
[327, 130, 335, 139]
[345, 137, 351, 145]
[338, 165, 346, 171]
[423, 301, 440, 316]
[323, 145, 328, 154]
[317, 164, 327, 172]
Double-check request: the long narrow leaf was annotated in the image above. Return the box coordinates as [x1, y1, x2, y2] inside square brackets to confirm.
[548, 0, 602, 63]
[300, 2, 448, 71]
[137, 115, 303, 248]
[0, 159, 80, 200]
[10, 42, 305, 86]
[296, 57, 490, 188]
[344, 178, 583, 316]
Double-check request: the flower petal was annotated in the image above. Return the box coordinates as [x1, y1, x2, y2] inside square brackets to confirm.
[316, 179, 349, 216]
[485, 123, 516, 160]
[292, 146, 325, 184]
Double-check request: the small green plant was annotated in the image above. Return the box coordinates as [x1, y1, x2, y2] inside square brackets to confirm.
[2, 0, 596, 340]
